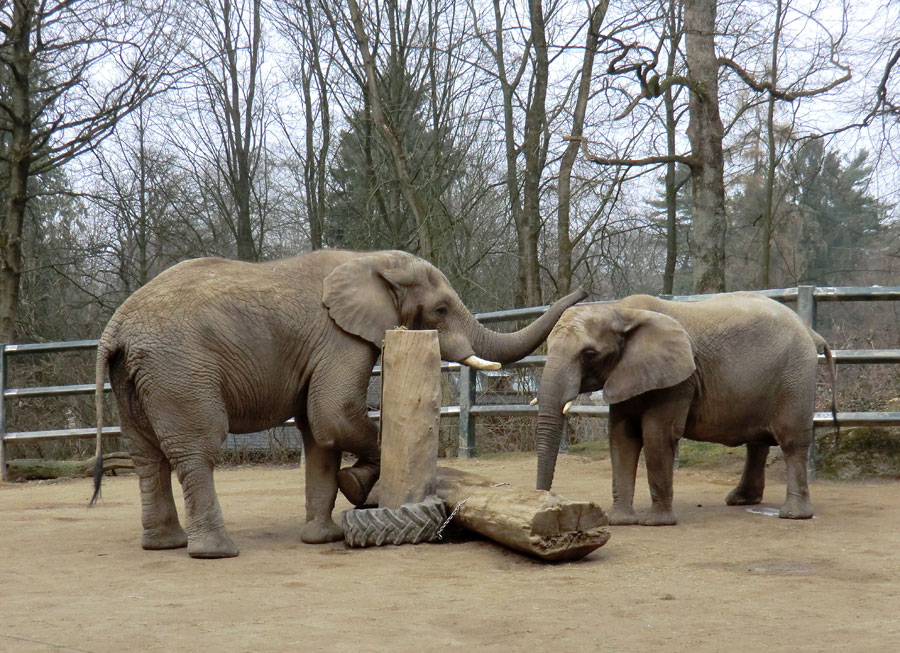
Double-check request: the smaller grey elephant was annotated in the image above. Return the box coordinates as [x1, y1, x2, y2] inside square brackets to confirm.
[534, 292, 836, 525]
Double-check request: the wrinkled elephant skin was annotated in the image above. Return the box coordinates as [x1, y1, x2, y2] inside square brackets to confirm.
[535, 292, 835, 525]
[94, 249, 587, 557]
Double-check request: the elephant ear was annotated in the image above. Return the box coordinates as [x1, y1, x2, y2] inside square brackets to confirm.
[603, 308, 695, 405]
[322, 251, 420, 346]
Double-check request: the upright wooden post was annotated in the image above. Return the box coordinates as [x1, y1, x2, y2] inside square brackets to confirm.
[378, 329, 441, 509]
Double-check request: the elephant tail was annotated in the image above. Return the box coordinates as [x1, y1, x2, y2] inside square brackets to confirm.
[811, 330, 839, 435]
[90, 337, 114, 507]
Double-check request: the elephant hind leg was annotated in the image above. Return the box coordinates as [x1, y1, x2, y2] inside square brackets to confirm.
[778, 435, 814, 519]
[110, 363, 186, 550]
[726, 442, 770, 506]
[772, 412, 814, 520]
[147, 394, 239, 558]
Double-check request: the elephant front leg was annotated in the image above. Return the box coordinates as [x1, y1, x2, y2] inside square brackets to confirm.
[608, 415, 641, 525]
[307, 358, 382, 510]
[298, 428, 344, 544]
[726, 442, 769, 506]
[639, 404, 689, 526]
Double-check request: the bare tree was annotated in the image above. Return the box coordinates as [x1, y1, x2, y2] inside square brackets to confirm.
[344, 0, 433, 260]
[683, 0, 727, 293]
[467, 0, 550, 306]
[715, 0, 851, 288]
[271, 0, 332, 250]
[660, 0, 684, 294]
[0, 0, 178, 343]
[556, 0, 610, 296]
[173, 0, 268, 262]
[86, 105, 191, 299]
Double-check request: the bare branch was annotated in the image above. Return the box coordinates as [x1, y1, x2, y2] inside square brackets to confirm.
[580, 137, 694, 168]
[718, 56, 851, 102]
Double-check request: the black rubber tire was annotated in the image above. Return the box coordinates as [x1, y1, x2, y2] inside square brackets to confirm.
[341, 496, 448, 547]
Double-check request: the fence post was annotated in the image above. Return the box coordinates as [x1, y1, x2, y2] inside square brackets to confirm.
[797, 285, 817, 330]
[1, 345, 7, 482]
[458, 365, 476, 458]
[797, 285, 817, 481]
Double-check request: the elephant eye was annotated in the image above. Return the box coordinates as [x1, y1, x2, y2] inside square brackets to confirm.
[582, 349, 599, 362]
[434, 305, 448, 317]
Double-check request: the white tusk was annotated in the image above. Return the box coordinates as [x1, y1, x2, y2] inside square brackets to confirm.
[462, 355, 501, 371]
[562, 401, 573, 415]
[529, 397, 538, 406]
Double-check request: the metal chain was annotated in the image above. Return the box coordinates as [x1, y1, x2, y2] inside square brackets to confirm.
[435, 496, 470, 540]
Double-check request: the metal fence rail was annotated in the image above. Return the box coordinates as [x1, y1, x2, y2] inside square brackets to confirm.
[3, 285, 900, 481]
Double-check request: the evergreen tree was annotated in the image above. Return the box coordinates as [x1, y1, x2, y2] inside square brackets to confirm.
[323, 72, 464, 257]
[787, 142, 887, 284]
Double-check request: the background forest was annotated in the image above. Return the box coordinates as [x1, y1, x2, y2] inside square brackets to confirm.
[1, 0, 898, 345]
[1, 0, 899, 462]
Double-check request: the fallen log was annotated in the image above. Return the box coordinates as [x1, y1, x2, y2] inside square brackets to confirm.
[4, 452, 134, 482]
[435, 466, 610, 562]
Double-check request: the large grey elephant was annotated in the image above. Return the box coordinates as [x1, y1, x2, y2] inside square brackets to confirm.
[92, 249, 586, 558]
[534, 292, 836, 526]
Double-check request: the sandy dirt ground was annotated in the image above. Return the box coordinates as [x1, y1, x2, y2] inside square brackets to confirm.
[2, 453, 900, 652]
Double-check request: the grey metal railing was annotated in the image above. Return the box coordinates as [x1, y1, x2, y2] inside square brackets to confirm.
[3, 285, 900, 482]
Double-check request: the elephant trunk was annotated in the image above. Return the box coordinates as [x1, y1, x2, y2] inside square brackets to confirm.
[466, 287, 587, 365]
[535, 358, 581, 491]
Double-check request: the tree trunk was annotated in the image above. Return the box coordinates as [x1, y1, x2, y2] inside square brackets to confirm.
[230, 0, 261, 262]
[760, 0, 784, 289]
[662, 0, 682, 295]
[684, 0, 727, 294]
[436, 467, 611, 562]
[299, 0, 330, 253]
[557, 1, 609, 297]
[519, 0, 549, 307]
[0, 0, 35, 345]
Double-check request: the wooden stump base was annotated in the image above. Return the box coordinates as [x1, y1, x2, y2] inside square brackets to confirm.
[436, 467, 611, 562]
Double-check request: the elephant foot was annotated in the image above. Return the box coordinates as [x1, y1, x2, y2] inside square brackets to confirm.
[337, 466, 379, 507]
[300, 518, 344, 544]
[725, 486, 764, 506]
[779, 497, 814, 520]
[639, 507, 677, 526]
[608, 504, 640, 525]
[141, 524, 188, 550]
[187, 530, 240, 559]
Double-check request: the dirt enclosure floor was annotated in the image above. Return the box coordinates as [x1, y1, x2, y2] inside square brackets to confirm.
[2, 453, 900, 652]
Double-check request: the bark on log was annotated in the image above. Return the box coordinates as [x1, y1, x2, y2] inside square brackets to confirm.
[378, 329, 441, 509]
[4, 453, 134, 481]
[436, 467, 610, 562]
